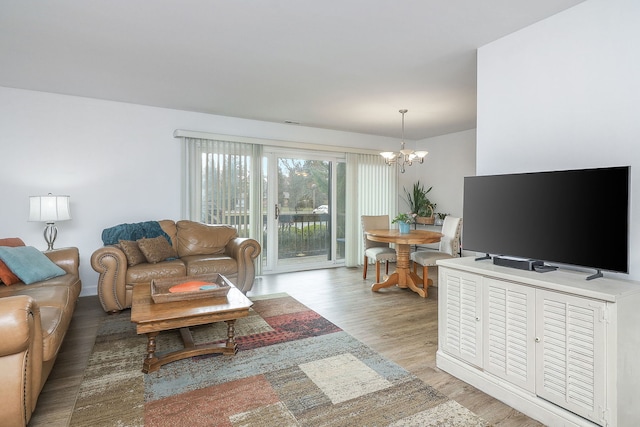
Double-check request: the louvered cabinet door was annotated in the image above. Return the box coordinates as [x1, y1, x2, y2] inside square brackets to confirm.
[483, 279, 536, 393]
[535, 290, 607, 425]
[440, 268, 483, 367]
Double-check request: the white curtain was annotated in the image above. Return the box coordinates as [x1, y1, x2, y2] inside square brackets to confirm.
[345, 153, 397, 267]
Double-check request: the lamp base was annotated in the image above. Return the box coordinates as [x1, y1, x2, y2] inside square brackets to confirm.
[44, 222, 58, 251]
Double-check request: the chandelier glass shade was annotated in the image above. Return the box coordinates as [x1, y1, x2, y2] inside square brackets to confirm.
[380, 109, 428, 173]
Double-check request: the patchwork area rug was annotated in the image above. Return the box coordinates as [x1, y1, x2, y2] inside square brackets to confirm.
[70, 293, 487, 426]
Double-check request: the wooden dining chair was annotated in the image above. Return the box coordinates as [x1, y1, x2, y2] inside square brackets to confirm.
[361, 215, 396, 282]
[410, 216, 462, 289]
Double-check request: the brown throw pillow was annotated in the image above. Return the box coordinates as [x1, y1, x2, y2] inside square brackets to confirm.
[137, 236, 177, 264]
[0, 237, 25, 285]
[175, 220, 238, 257]
[118, 240, 147, 266]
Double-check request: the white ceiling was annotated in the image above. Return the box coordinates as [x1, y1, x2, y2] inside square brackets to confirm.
[0, 0, 585, 140]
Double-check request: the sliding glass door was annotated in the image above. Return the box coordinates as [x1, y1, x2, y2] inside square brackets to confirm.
[262, 149, 345, 273]
[179, 133, 395, 274]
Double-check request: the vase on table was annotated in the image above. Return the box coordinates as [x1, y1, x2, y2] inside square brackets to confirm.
[398, 222, 410, 234]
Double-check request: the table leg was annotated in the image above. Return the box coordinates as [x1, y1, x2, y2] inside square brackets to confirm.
[371, 244, 409, 291]
[225, 319, 238, 354]
[371, 272, 400, 291]
[406, 271, 427, 298]
[141, 324, 240, 374]
[371, 243, 427, 297]
[143, 332, 160, 373]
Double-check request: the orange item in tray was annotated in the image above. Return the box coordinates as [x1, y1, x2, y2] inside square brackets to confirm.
[168, 281, 212, 293]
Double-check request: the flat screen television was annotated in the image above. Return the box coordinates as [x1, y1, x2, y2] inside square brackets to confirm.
[463, 166, 629, 276]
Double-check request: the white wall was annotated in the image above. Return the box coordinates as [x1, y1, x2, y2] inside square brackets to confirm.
[400, 129, 476, 219]
[477, 0, 640, 279]
[0, 87, 400, 296]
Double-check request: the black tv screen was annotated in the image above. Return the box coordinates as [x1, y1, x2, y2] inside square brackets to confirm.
[463, 166, 629, 273]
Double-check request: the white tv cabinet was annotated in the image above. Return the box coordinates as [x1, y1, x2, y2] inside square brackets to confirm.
[436, 257, 640, 427]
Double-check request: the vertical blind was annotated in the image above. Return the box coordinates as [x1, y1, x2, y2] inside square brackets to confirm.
[182, 138, 263, 244]
[345, 153, 397, 267]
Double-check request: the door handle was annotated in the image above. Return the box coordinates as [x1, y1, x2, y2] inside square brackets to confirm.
[275, 204, 279, 220]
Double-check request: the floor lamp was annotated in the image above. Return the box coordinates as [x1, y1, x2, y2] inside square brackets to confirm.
[29, 194, 72, 250]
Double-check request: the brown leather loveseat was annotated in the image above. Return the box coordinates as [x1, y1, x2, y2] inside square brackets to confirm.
[91, 220, 261, 313]
[0, 244, 81, 427]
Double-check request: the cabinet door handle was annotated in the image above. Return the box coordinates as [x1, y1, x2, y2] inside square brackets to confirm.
[535, 337, 540, 343]
[475, 317, 480, 321]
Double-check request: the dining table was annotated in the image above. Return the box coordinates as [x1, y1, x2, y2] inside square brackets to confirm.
[365, 228, 442, 297]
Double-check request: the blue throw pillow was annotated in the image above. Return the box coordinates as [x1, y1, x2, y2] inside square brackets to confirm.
[0, 246, 66, 285]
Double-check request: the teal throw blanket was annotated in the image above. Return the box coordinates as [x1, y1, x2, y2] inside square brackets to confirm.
[101, 221, 171, 245]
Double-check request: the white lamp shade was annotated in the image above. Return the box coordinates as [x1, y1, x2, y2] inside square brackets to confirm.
[29, 195, 71, 222]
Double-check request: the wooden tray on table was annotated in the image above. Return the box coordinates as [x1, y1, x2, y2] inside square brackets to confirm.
[151, 273, 231, 303]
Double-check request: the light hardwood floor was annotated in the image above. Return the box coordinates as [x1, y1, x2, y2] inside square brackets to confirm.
[30, 266, 542, 426]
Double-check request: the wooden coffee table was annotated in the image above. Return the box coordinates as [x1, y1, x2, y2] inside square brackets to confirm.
[130, 281, 253, 373]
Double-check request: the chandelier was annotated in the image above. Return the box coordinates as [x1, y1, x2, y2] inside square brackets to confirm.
[380, 109, 428, 173]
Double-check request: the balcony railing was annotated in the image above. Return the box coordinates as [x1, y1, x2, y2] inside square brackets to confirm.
[276, 213, 330, 259]
[213, 212, 344, 260]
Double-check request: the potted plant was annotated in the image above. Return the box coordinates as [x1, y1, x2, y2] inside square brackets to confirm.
[435, 212, 449, 226]
[392, 212, 416, 234]
[404, 181, 436, 224]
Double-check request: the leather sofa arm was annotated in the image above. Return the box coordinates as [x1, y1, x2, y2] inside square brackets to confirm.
[44, 247, 80, 275]
[0, 295, 43, 427]
[91, 246, 128, 313]
[225, 237, 261, 294]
